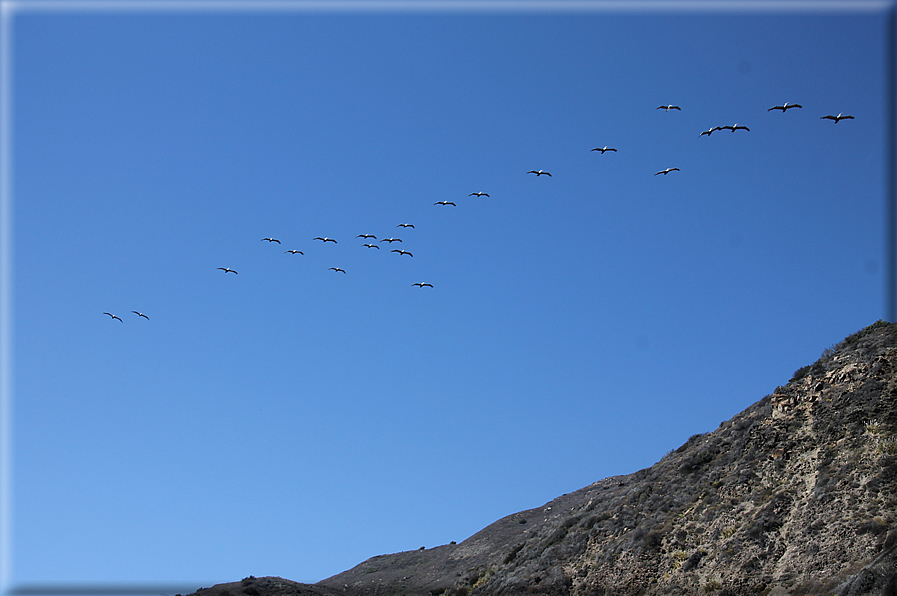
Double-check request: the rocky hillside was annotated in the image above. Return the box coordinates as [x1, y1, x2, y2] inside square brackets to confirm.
[191, 320, 897, 596]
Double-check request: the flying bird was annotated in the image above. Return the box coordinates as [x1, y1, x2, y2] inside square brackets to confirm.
[329, 267, 346, 274]
[391, 249, 413, 257]
[131, 311, 149, 320]
[357, 234, 377, 239]
[261, 237, 281, 244]
[412, 282, 433, 288]
[469, 192, 490, 197]
[218, 267, 238, 274]
[103, 312, 123, 322]
[362, 243, 380, 249]
[591, 146, 617, 153]
[719, 123, 750, 132]
[313, 237, 338, 243]
[285, 250, 304, 255]
[700, 127, 721, 137]
[821, 113, 854, 123]
[657, 105, 681, 111]
[769, 102, 802, 112]
[527, 170, 551, 176]
[655, 168, 680, 176]
[434, 201, 456, 206]
[397, 223, 415, 228]
[380, 237, 402, 243]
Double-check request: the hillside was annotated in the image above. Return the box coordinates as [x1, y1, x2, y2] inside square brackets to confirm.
[191, 320, 897, 596]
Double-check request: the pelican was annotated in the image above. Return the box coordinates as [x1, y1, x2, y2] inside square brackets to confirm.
[700, 127, 720, 137]
[591, 146, 617, 153]
[769, 102, 802, 112]
[380, 237, 402, 243]
[655, 168, 680, 176]
[329, 267, 346, 274]
[527, 170, 551, 176]
[362, 243, 380, 249]
[469, 192, 490, 197]
[313, 237, 338, 243]
[821, 113, 854, 123]
[657, 105, 681, 111]
[357, 234, 377, 239]
[397, 223, 415, 228]
[261, 237, 281, 244]
[391, 249, 413, 257]
[719, 124, 750, 132]
[434, 201, 456, 206]
[285, 250, 304, 255]
[131, 311, 149, 320]
[412, 282, 433, 288]
[218, 267, 238, 274]
[103, 312, 123, 322]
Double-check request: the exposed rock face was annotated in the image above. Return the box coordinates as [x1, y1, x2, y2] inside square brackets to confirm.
[319, 321, 897, 596]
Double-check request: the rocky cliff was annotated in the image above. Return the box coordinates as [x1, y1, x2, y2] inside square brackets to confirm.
[190, 320, 897, 596]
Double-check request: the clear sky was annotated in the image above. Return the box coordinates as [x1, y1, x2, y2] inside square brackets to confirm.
[4, 0, 892, 591]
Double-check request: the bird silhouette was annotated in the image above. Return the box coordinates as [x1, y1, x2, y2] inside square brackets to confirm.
[131, 311, 149, 320]
[719, 123, 750, 132]
[329, 267, 346, 274]
[285, 250, 304, 255]
[769, 103, 802, 112]
[700, 127, 721, 137]
[357, 234, 377, 239]
[821, 113, 854, 123]
[391, 249, 413, 257]
[380, 238, 402, 243]
[469, 192, 490, 197]
[362, 243, 380, 249]
[103, 312, 123, 322]
[655, 168, 680, 176]
[591, 146, 617, 153]
[657, 105, 681, 111]
[314, 237, 338, 243]
[434, 201, 456, 206]
[397, 223, 415, 228]
[261, 237, 281, 243]
[412, 282, 433, 288]
[527, 170, 551, 176]
[218, 267, 238, 274]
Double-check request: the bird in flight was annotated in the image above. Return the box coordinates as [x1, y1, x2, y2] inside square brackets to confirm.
[527, 170, 551, 176]
[769, 102, 802, 112]
[314, 237, 338, 243]
[362, 243, 380, 249]
[657, 105, 681, 111]
[380, 237, 402, 243]
[103, 312, 123, 322]
[655, 168, 680, 176]
[285, 250, 304, 255]
[700, 127, 721, 137]
[392, 249, 413, 257]
[591, 146, 617, 154]
[469, 192, 490, 197]
[218, 267, 238, 274]
[397, 223, 415, 228]
[357, 234, 377, 239]
[412, 282, 433, 288]
[131, 311, 149, 320]
[719, 123, 750, 132]
[261, 237, 281, 244]
[821, 113, 854, 123]
[329, 267, 346, 274]
[434, 201, 456, 206]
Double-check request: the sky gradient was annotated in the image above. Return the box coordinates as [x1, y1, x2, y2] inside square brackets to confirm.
[3, 0, 893, 592]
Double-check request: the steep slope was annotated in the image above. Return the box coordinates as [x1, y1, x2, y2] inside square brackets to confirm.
[319, 320, 897, 596]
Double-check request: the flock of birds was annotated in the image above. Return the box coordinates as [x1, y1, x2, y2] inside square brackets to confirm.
[102, 102, 854, 324]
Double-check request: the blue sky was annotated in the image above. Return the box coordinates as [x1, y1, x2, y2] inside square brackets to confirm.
[3, 0, 892, 591]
